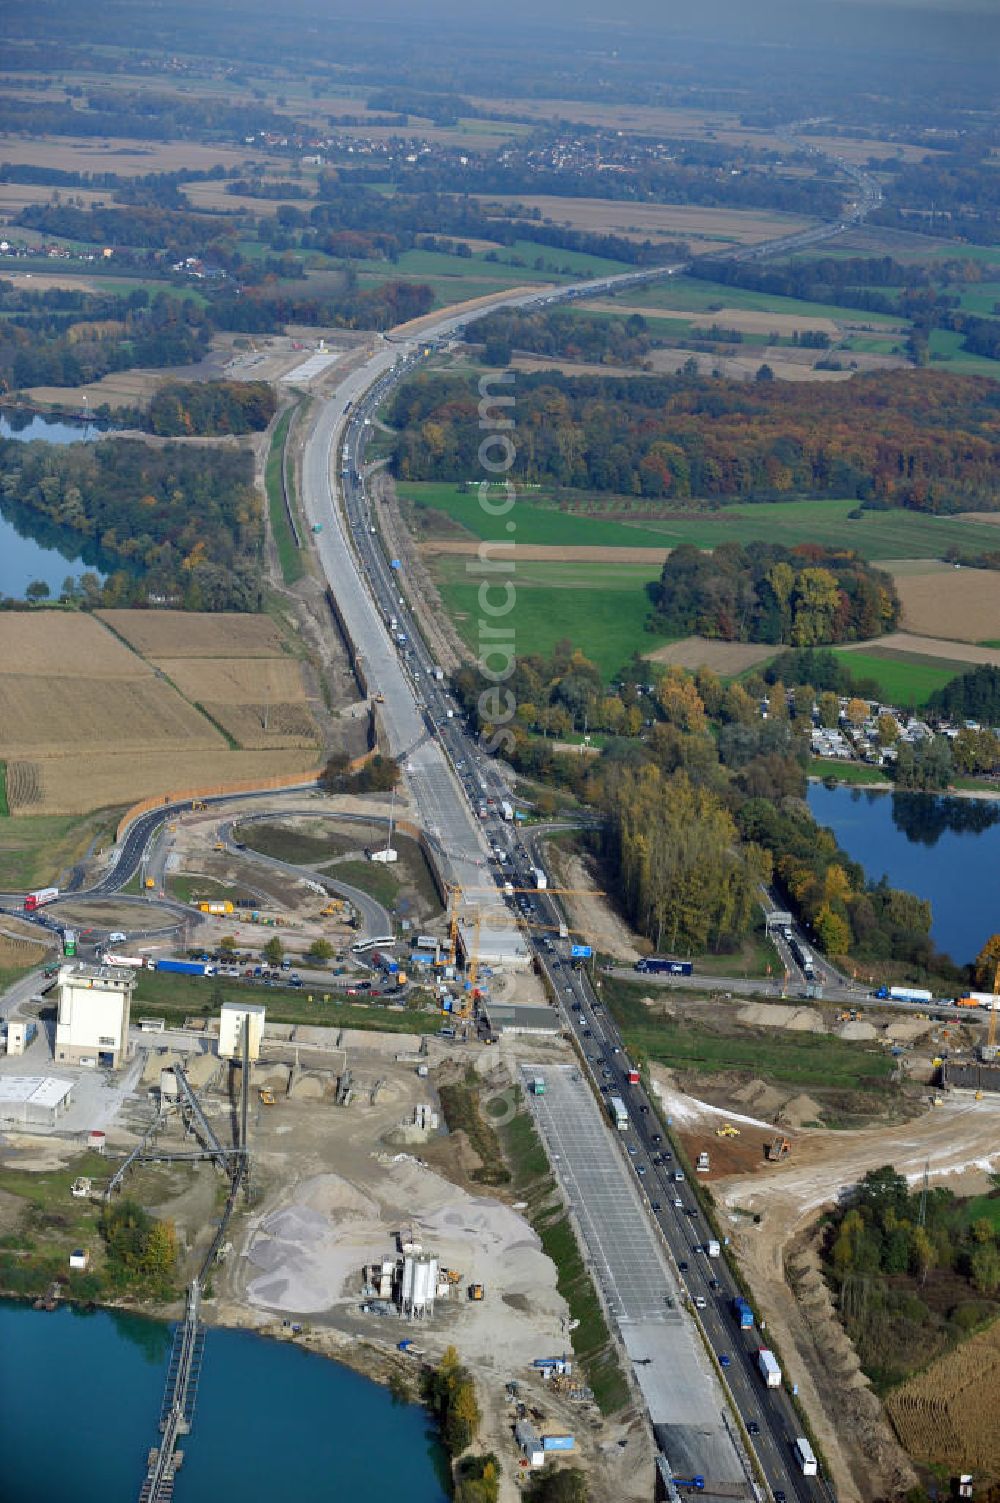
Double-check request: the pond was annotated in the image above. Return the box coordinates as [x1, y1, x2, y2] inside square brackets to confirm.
[807, 781, 1000, 966]
[0, 410, 114, 598]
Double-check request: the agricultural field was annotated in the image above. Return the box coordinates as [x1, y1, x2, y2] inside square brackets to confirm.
[0, 134, 272, 178]
[355, 239, 633, 307]
[829, 648, 967, 707]
[632, 499, 1000, 562]
[98, 610, 288, 658]
[399, 481, 679, 548]
[589, 274, 906, 327]
[887, 1316, 1000, 1480]
[473, 195, 815, 247]
[644, 638, 778, 674]
[404, 485, 1000, 562]
[891, 567, 1000, 643]
[431, 554, 673, 679]
[10, 748, 318, 818]
[0, 611, 319, 816]
[154, 657, 320, 750]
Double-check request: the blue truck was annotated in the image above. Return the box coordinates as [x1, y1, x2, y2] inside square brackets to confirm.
[731, 1297, 754, 1330]
[635, 958, 693, 977]
[153, 959, 213, 977]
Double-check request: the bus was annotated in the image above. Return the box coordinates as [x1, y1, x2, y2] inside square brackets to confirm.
[62, 930, 77, 957]
[351, 935, 396, 955]
[793, 1438, 818, 1477]
[609, 1096, 629, 1131]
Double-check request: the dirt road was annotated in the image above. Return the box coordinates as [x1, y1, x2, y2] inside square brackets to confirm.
[664, 1081, 1000, 1502]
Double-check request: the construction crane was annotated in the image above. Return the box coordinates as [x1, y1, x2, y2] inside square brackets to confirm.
[444, 882, 606, 970]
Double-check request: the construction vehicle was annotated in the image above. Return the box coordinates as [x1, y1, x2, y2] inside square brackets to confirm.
[716, 1123, 740, 1139]
[191, 800, 207, 811]
[373, 690, 385, 704]
[765, 1136, 791, 1161]
[259, 1088, 275, 1106]
[213, 840, 225, 852]
[144, 877, 156, 890]
[468, 1283, 485, 1301]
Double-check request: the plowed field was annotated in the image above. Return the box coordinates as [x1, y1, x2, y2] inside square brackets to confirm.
[98, 610, 287, 658]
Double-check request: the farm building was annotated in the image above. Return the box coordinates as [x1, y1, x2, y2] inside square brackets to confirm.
[55, 962, 134, 1069]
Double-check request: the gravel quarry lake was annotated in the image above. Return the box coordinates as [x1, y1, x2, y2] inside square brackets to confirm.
[0, 1298, 449, 1503]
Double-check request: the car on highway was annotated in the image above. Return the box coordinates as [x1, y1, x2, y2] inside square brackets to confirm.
[694, 1295, 707, 1309]
[708, 1278, 721, 1292]
[718, 1353, 731, 1368]
[747, 1420, 760, 1436]
[678, 1260, 688, 1272]
[636, 1165, 646, 1176]
[651, 1201, 661, 1212]
[627, 1145, 637, 1156]
[673, 1197, 683, 1208]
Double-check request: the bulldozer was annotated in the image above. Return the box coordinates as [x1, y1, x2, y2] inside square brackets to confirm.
[468, 1283, 485, 1302]
[765, 1136, 791, 1161]
[259, 1087, 275, 1106]
[716, 1123, 740, 1139]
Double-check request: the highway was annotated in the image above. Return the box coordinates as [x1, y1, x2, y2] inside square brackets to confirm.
[289, 154, 888, 1498]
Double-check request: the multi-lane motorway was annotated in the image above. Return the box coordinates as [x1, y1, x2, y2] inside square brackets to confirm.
[296, 222, 886, 1493]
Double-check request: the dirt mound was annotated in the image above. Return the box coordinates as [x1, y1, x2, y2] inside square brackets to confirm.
[838, 1021, 878, 1041]
[732, 1080, 789, 1118]
[780, 1093, 825, 1127]
[736, 1002, 827, 1033]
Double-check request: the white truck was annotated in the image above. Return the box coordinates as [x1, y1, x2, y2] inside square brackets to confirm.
[500, 800, 514, 822]
[757, 1348, 782, 1389]
[705, 1239, 720, 1258]
[532, 867, 548, 891]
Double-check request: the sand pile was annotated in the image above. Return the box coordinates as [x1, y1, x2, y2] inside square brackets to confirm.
[780, 1094, 824, 1127]
[737, 1002, 827, 1033]
[838, 1021, 877, 1041]
[732, 1080, 787, 1117]
[246, 1173, 382, 1313]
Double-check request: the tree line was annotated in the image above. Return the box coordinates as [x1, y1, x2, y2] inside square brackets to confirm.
[0, 436, 263, 611]
[146, 380, 277, 437]
[824, 1165, 1000, 1389]
[651, 541, 900, 645]
[390, 368, 1000, 508]
[451, 642, 946, 973]
[466, 308, 653, 368]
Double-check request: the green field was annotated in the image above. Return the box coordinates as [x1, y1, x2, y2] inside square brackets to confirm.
[402, 484, 1000, 561]
[597, 274, 905, 327]
[265, 406, 305, 585]
[830, 649, 966, 707]
[400, 482, 674, 548]
[634, 498, 1000, 561]
[356, 238, 635, 308]
[0, 763, 8, 819]
[808, 759, 890, 785]
[928, 328, 1000, 377]
[0, 809, 122, 891]
[604, 976, 895, 1091]
[432, 555, 672, 678]
[132, 969, 440, 1033]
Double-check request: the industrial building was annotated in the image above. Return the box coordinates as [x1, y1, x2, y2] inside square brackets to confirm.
[218, 1002, 266, 1061]
[55, 962, 135, 1069]
[0, 1075, 75, 1129]
[480, 1001, 562, 1037]
[401, 1251, 439, 1317]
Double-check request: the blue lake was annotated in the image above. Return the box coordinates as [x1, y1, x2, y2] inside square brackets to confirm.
[807, 782, 1000, 966]
[0, 1298, 449, 1503]
[0, 410, 112, 598]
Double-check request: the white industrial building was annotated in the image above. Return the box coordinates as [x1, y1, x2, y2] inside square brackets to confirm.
[218, 1002, 266, 1061]
[401, 1251, 438, 1318]
[0, 1075, 75, 1128]
[55, 962, 135, 1069]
